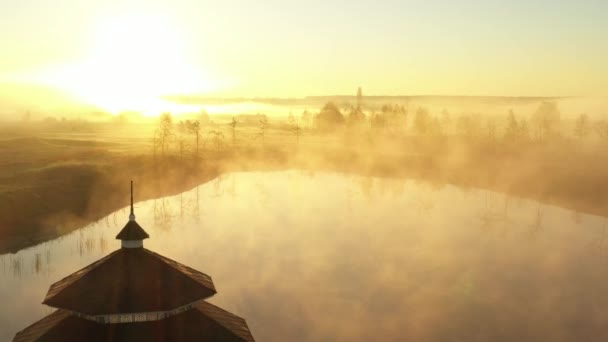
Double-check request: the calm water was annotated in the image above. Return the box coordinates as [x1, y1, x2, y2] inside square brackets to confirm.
[2, 171, 608, 341]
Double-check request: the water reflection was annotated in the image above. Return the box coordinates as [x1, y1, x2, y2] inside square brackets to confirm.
[11, 255, 22, 278]
[154, 198, 174, 232]
[32, 253, 41, 275]
[478, 193, 515, 234]
[528, 202, 545, 236]
[2, 171, 608, 341]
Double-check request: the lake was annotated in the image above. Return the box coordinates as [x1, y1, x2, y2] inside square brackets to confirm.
[2, 170, 608, 341]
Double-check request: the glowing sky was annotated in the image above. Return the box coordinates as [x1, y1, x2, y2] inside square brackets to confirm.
[1, 0, 607, 104]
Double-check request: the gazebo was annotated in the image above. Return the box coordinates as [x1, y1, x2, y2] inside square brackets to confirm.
[13, 182, 255, 342]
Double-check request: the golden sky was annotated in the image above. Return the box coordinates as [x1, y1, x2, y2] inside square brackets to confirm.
[1, 0, 607, 113]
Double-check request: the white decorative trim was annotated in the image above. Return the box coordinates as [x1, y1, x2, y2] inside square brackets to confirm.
[121, 240, 143, 248]
[67, 300, 201, 324]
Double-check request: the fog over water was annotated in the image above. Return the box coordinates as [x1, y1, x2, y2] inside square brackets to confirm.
[2, 171, 608, 341]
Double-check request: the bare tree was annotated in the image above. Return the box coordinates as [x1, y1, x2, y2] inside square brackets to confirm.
[504, 109, 520, 141]
[595, 120, 608, 142]
[486, 117, 497, 142]
[288, 114, 302, 145]
[259, 115, 269, 144]
[347, 106, 366, 127]
[574, 113, 590, 140]
[456, 114, 481, 138]
[370, 112, 387, 131]
[229, 117, 237, 147]
[440, 109, 451, 135]
[301, 110, 312, 128]
[208, 130, 225, 150]
[176, 121, 187, 160]
[413, 107, 430, 134]
[185, 120, 202, 158]
[531, 101, 561, 141]
[156, 112, 174, 157]
[518, 117, 530, 140]
[178, 137, 185, 160]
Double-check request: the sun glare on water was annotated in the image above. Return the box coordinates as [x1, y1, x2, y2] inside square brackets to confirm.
[45, 13, 213, 115]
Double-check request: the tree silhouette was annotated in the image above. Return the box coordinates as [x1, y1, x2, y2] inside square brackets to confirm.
[531, 101, 561, 141]
[315, 102, 345, 132]
[574, 113, 590, 140]
[413, 108, 430, 134]
[156, 113, 174, 157]
[347, 106, 366, 127]
[288, 114, 302, 145]
[259, 115, 269, 144]
[456, 114, 481, 138]
[301, 110, 312, 128]
[185, 120, 202, 158]
[370, 112, 387, 130]
[504, 109, 520, 140]
[594, 120, 608, 141]
[486, 117, 497, 142]
[229, 117, 237, 147]
[440, 109, 451, 135]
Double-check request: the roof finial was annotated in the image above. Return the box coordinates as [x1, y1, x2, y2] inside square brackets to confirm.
[129, 180, 136, 222]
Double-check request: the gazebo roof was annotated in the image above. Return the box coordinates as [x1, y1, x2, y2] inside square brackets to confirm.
[13, 301, 255, 342]
[14, 181, 255, 341]
[42, 248, 216, 315]
[115, 220, 149, 241]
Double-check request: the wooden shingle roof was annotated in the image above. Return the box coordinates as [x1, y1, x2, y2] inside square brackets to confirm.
[13, 310, 71, 342]
[42, 248, 216, 315]
[14, 301, 255, 342]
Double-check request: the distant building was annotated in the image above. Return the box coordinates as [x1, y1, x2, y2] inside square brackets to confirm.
[13, 182, 255, 342]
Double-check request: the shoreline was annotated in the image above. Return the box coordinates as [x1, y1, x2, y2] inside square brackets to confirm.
[0, 147, 290, 254]
[2, 144, 608, 255]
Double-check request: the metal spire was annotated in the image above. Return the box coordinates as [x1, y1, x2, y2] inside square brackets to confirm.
[129, 180, 136, 221]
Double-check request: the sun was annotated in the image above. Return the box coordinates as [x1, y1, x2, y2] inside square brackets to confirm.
[45, 13, 213, 115]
